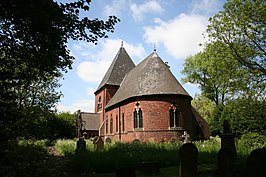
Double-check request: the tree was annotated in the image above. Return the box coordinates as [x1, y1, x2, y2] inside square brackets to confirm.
[207, 0, 266, 75]
[0, 0, 120, 141]
[182, 41, 265, 105]
[191, 95, 216, 124]
[221, 98, 266, 137]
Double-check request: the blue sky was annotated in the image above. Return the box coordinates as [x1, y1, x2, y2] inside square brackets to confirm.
[56, 0, 226, 113]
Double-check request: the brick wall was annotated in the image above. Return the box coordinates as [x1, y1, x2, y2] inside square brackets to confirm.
[104, 95, 196, 142]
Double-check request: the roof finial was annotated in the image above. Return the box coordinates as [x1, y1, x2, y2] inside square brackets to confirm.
[121, 41, 124, 48]
[153, 44, 156, 52]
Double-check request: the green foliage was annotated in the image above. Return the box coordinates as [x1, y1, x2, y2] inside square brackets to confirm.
[207, 0, 266, 75]
[0, 140, 53, 177]
[192, 95, 216, 123]
[0, 0, 120, 141]
[2, 137, 263, 176]
[11, 110, 76, 140]
[54, 139, 77, 156]
[221, 99, 266, 137]
[208, 104, 224, 136]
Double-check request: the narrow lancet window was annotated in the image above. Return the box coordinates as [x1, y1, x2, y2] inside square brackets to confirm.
[169, 102, 179, 128]
[134, 102, 143, 129]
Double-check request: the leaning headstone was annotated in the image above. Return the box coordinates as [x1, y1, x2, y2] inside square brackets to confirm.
[116, 166, 135, 177]
[76, 137, 86, 152]
[94, 136, 104, 151]
[179, 143, 198, 177]
[246, 148, 266, 177]
[140, 161, 160, 175]
[217, 148, 235, 177]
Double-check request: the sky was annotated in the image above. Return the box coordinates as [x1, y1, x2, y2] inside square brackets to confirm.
[56, 0, 226, 113]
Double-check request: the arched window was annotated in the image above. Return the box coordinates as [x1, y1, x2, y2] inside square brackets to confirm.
[134, 102, 143, 129]
[169, 102, 179, 128]
[110, 114, 113, 134]
[116, 115, 118, 132]
[105, 117, 108, 135]
[122, 113, 125, 132]
[97, 96, 102, 112]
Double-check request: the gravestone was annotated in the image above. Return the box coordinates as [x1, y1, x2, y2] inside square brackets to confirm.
[94, 136, 104, 151]
[140, 161, 160, 176]
[133, 139, 140, 143]
[116, 166, 136, 177]
[105, 137, 112, 144]
[217, 148, 235, 177]
[219, 120, 237, 160]
[76, 137, 86, 152]
[181, 131, 191, 143]
[246, 148, 266, 177]
[179, 143, 198, 177]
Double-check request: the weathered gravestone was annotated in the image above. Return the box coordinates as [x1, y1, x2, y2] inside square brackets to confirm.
[217, 148, 235, 177]
[93, 136, 104, 151]
[179, 143, 198, 177]
[140, 161, 160, 176]
[116, 166, 136, 177]
[76, 137, 86, 152]
[219, 120, 237, 159]
[105, 137, 112, 144]
[246, 148, 266, 177]
[181, 131, 191, 143]
[217, 120, 237, 177]
[133, 139, 141, 143]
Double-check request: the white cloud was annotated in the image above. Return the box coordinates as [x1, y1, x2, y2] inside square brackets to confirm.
[56, 99, 94, 113]
[103, 0, 128, 17]
[190, 0, 224, 16]
[75, 39, 145, 83]
[143, 13, 208, 59]
[130, 0, 164, 21]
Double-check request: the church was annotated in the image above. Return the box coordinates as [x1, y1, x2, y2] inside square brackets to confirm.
[76, 44, 210, 142]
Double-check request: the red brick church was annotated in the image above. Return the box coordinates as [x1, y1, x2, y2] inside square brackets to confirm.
[76, 44, 210, 142]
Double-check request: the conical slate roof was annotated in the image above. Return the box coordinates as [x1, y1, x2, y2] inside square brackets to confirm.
[105, 51, 191, 109]
[95, 46, 135, 93]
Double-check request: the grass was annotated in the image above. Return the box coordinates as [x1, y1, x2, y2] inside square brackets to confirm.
[1, 135, 265, 177]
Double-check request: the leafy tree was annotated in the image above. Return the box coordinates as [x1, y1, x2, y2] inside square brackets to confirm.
[0, 0, 120, 141]
[207, 0, 266, 75]
[192, 95, 216, 124]
[221, 99, 266, 137]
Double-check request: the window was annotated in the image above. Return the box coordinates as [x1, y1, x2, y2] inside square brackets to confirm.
[134, 102, 143, 128]
[116, 115, 118, 132]
[122, 113, 125, 132]
[110, 114, 113, 134]
[105, 117, 108, 135]
[97, 96, 102, 112]
[169, 103, 179, 128]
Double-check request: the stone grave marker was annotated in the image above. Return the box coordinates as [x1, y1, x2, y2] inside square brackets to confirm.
[76, 137, 86, 152]
[179, 143, 198, 177]
[94, 136, 104, 151]
[116, 166, 135, 177]
[217, 148, 235, 177]
[246, 148, 266, 177]
[219, 120, 237, 160]
[181, 131, 191, 143]
[105, 137, 112, 144]
[140, 161, 160, 176]
[133, 139, 141, 143]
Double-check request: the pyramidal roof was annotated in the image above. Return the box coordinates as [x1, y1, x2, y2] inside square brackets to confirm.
[95, 45, 135, 93]
[105, 50, 191, 109]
